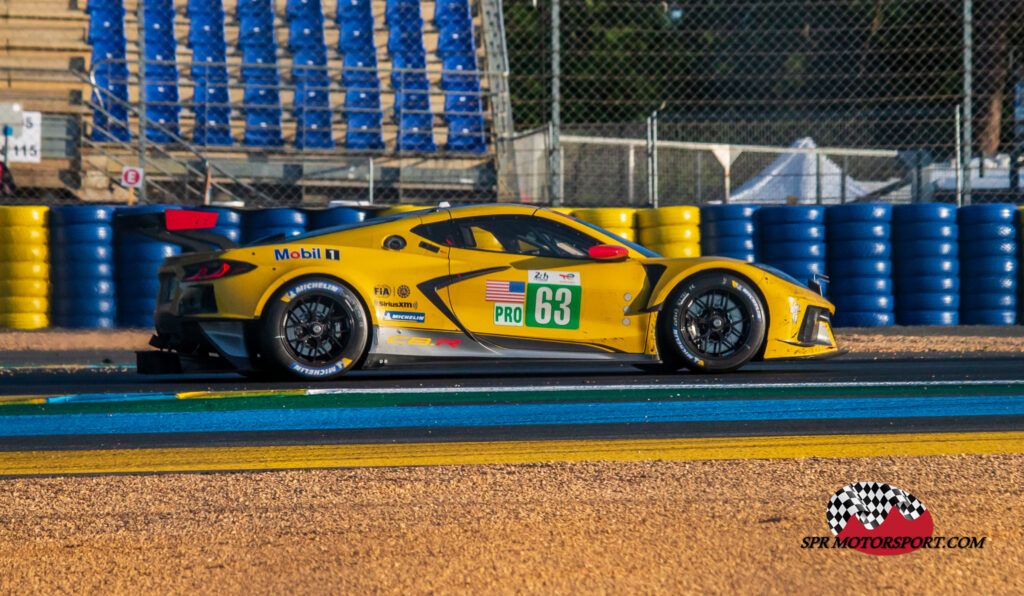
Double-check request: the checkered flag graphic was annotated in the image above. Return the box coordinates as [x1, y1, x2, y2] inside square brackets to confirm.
[826, 482, 927, 535]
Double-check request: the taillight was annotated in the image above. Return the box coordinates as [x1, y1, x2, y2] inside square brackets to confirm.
[183, 260, 255, 281]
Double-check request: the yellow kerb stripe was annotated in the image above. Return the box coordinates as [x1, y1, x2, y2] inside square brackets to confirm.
[2, 431, 1023, 476]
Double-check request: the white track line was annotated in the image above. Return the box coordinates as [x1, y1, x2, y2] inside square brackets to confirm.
[306, 379, 1024, 395]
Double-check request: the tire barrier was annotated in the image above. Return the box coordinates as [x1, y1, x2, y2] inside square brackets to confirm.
[826, 204, 893, 327]
[958, 204, 1018, 325]
[893, 204, 958, 325]
[244, 208, 307, 243]
[636, 207, 700, 258]
[196, 207, 242, 244]
[572, 208, 638, 243]
[115, 205, 181, 328]
[700, 205, 758, 262]
[49, 206, 117, 329]
[0, 206, 49, 329]
[757, 206, 825, 286]
[376, 205, 428, 217]
[309, 207, 366, 230]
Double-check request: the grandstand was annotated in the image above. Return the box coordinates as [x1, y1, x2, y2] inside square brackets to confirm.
[0, 0, 516, 204]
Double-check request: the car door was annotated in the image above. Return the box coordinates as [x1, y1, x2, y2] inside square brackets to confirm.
[445, 213, 653, 356]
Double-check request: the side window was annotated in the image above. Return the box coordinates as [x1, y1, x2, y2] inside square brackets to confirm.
[454, 215, 601, 259]
[411, 220, 458, 246]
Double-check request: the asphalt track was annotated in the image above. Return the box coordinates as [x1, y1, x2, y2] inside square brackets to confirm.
[2, 354, 1023, 475]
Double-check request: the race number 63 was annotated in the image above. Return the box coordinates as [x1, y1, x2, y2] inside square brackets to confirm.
[526, 284, 581, 329]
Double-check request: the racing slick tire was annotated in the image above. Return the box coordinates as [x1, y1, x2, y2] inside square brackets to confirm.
[260, 276, 370, 380]
[655, 272, 768, 374]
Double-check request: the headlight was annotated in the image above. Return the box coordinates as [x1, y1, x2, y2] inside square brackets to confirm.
[798, 307, 835, 346]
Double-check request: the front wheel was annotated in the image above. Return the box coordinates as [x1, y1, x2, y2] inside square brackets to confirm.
[260, 277, 370, 380]
[657, 272, 767, 373]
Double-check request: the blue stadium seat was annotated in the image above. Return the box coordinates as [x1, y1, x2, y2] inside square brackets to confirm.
[244, 86, 281, 107]
[434, 0, 470, 27]
[288, 17, 326, 51]
[441, 53, 480, 92]
[194, 82, 230, 107]
[91, 40, 127, 60]
[145, 83, 180, 105]
[86, 0, 124, 13]
[297, 107, 332, 129]
[437, 22, 474, 57]
[342, 52, 380, 88]
[286, 0, 323, 19]
[444, 92, 481, 119]
[391, 51, 427, 88]
[395, 91, 429, 119]
[385, 0, 419, 25]
[346, 112, 384, 150]
[91, 43, 129, 83]
[143, 10, 175, 44]
[397, 113, 436, 152]
[188, 0, 223, 14]
[193, 119, 234, 145]
[245, 110, 285, 146]
[236, 0, 272, 16]
[143, 44, 178, 82]
[190, 44, 229, 81]
[292, 46, 329, 82]
[238, 14, 276, 45]
[293, 83, 329, 117]
[88, 10, 125, 43]
[92, 108, 131, 142]
[339, 19, 375, 53]
[190, 13, 227, 47]
[445, 115, 485, 153]
[296, 128, 335, 149]
[337, 0, 371, 22]
[145, 105, 181, 143]
[387, 22, 425, 56]
[241, 45, 279, 80]
[345, 90, 381, 114]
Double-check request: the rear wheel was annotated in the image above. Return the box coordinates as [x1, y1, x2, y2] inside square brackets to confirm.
[656, 272, 767, 373]
[260, 277, 369, 380]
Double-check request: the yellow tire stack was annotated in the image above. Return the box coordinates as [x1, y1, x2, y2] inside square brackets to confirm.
[637, 206, 701, 258]
[377, 205, 428, 217]
[0, 206, 49, 329]
[571, 208, 637, 242]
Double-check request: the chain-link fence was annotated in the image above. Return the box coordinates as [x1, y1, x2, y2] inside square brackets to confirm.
[2, 0, 1023, 207]
[505, 0, 1024, 206]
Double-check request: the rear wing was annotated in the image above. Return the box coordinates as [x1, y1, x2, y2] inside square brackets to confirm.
[114, 209, 239, 252]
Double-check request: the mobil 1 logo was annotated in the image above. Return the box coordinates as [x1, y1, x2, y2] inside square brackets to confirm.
[525, 270, 581, 330]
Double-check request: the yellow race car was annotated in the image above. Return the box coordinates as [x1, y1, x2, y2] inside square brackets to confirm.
[122, 204, 838, 379]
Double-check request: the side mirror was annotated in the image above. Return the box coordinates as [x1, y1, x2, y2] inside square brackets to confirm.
[588, 245, 628, 261]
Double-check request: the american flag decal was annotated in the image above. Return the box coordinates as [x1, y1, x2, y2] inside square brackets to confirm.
[485, 280, 525, 303]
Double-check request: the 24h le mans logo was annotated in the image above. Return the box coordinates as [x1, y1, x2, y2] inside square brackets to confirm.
[825, 482, 933, 555]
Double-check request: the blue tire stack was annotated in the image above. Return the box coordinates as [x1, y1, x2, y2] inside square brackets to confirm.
[699, 205, 758, 262]
[825, 204, 894, 327]
[308, 207, 366, 230]
[50, 206, 117, 328]
[757, 206, 826, 285]
[115, 205, 181, 328]
[957, 204, 1018, 325]
[893, 204, 959, 325]
[244, 208, 307, 243]
[197, 206, 243, 244]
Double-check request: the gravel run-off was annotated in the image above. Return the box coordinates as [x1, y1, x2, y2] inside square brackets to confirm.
[1, 455, 1021, 594]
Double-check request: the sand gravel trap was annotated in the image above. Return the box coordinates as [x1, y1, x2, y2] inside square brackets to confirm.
[0, 330, 151, 352]
[0, 454, 1021, 594]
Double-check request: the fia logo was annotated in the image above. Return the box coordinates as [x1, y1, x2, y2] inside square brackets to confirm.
[532, 271, 549, 282]
[374, 285, 393, 297]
